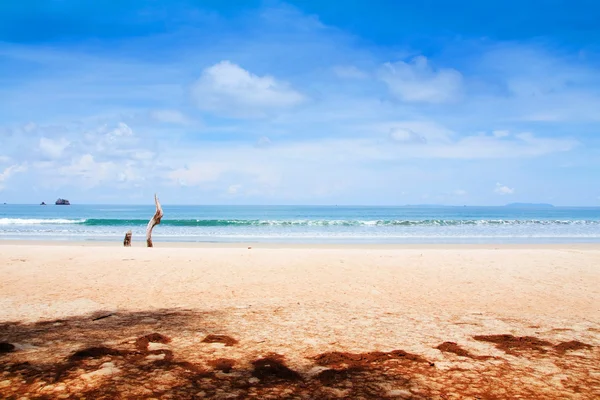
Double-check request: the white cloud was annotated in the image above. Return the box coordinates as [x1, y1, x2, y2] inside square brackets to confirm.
[168, 162, 228, 187]
[363, 121, 577, 159]
[155, 133, 572, 201]
[228, 184, 242, 195]
[493, 130, 510, 138]
[0, 164, 27, 179]
[494, 183, 515, 195]
[332, 65, 368, 79]
[0, 164, 27, 190]
[445, 133, 577, 159]
[192, 61, 305, 118]
[166, 157, 282, 195]
[117, 161, 144, 184]
[108, 122, 133, 138]
[375, 121, 453, 144]
[0, 112, 579, 204]
[389, 128, 426, 144]
[513, 132, 576, 152]
[475, 44, 600, 123]
[0, 116, 579, 204]
[150, 109, 190, 125]
[379, 56, 463, 103]
[85, 122, 140, 158]
[58, 154, 115, 185]
[39, 137, 70, 159]
[54, 153, 147, 189]
[2, 120, 160, 192]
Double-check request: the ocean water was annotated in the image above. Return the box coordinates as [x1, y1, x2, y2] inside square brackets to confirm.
[0, 204, 599, 244]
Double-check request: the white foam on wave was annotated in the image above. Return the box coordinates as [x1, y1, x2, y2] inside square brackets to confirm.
[252, 219, 599, 226]
[0, 218, 86, 225]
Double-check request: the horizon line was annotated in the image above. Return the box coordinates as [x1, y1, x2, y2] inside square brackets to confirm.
[2, 203, 599, 208]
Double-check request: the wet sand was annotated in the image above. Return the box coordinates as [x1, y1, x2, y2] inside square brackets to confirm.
[1, 243, 599, 399]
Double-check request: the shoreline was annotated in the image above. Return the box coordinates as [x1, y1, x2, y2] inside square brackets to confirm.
[1, 239, 600, 249]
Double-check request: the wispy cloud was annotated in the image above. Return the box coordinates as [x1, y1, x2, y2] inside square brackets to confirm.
[0, 164, 27, 191]
[494, 183, 515, 195]
[332, 65, 369, 79]
[192, 61, 305, 118]
[379, 56, 463, 103]
[149, 110, 190, 125]
[38, 137, 70, 159]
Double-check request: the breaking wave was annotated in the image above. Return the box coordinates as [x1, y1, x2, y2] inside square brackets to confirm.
[2, 218, 597, 227]
[0, 218, 86, 225]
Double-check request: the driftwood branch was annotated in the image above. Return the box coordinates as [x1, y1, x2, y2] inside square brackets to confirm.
[123, 230, 132, 247]
[146, 194, 164, 247]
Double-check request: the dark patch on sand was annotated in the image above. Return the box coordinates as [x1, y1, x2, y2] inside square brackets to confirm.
[437, 342, 472, 358]
[0, 342, 15, 354]
[202, 334, 238, 346]
[314, 349, 428, 368]
[208, 358, 236, 373]
[436, 342, 493, 361]
[135, 332, 171, 350]
[2, 310, 599, 399]
[316, 367, 362, 385]
[554, 340, 593, 355]
[69, 346, 130, 360]
[252, 353, 301, 382]
[473, 334, 553, 355]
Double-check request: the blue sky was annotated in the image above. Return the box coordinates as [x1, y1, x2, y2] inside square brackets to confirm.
[0, 0, 599, 205]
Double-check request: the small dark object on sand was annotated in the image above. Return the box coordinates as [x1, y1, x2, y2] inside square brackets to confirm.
[0, 342, 15, 353]
[123, 230, 132, 247]
[202, 334, 238, 347]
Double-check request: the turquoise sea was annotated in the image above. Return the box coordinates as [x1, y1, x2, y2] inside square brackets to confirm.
[0, 204, 599, 243]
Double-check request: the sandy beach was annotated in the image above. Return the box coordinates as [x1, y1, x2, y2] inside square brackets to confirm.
[1, 243, 599, 399]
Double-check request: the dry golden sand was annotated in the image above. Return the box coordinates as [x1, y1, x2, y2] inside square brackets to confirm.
[0, 243, 599, 399]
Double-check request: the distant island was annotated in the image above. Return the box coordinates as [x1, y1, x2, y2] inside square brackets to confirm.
[55, 198, 71, 205]
[40, 202, 46, 206]
[505, 203, 554, 208]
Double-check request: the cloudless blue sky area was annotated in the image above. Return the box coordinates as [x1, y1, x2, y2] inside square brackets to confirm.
[0, 0, 599, 205]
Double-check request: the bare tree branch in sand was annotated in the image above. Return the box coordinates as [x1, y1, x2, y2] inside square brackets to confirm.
[123, 230, 132, 247]
[146, 194, 164, 247]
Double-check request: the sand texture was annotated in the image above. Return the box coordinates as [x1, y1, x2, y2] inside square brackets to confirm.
[0, 244, 599, 399]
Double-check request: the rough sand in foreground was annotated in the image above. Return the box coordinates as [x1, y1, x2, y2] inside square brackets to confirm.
[1, 244, 599, 399]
